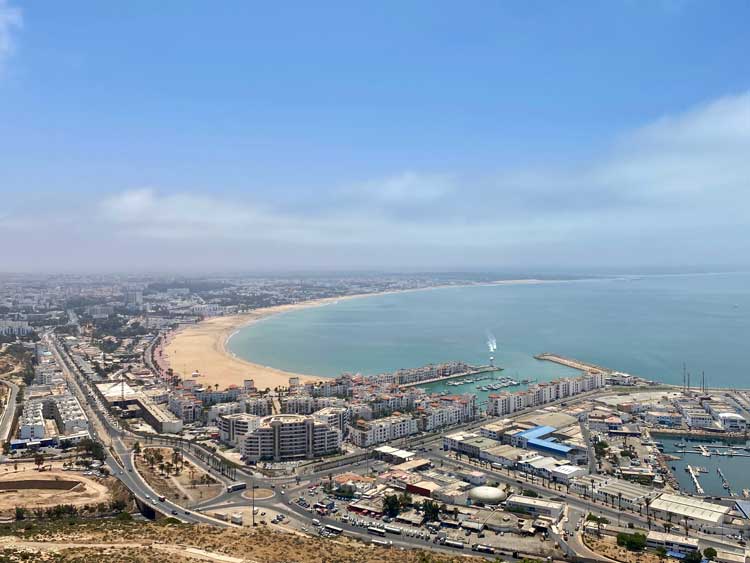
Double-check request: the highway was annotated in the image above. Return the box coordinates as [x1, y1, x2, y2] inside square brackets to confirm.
[45, 333, 229, 527]
[0, 378, 18, 445]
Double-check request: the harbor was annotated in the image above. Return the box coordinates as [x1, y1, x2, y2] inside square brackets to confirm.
[659, 436, 750, 497]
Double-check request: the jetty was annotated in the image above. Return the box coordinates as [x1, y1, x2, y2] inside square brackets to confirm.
[399, 365, 501, 388]
[718, 468, 732, 494]
[534, 353, 612, 375]
[686, 465, 705, 494]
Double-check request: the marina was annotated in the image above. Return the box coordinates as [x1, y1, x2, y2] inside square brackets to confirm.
[659, 436, 750, 497]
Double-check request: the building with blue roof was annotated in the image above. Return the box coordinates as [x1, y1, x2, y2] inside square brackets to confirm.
[511, 425, 574, 457]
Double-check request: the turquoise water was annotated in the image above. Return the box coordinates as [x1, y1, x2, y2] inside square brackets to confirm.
[228, 273, 750, 389]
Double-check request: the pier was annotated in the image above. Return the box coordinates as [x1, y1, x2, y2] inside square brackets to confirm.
[686, 465, 705, 494]
[533, 353, 612, 375]
[718, 467, 732, 494]
[399, 365, 502, 388]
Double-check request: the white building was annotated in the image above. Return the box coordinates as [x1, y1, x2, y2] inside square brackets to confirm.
[313, 406, 349, 433]
[218, 413, 261, 446]
[19, 400, 45, 440]
[240, 414, 341, 462]
[48, 394, 89, 435]
[0, 320, 33, 336]
[717, 412, 747, 432]
[348, 414, 418, 448]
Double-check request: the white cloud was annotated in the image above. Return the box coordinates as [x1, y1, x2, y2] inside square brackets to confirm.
[7, 90, 750, 270]
[350, 171, 454, 206]
[0, 0, 21, 67]
[95, 92, 750, 266]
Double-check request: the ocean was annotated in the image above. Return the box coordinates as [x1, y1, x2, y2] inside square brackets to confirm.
[227, 272, 750, 391]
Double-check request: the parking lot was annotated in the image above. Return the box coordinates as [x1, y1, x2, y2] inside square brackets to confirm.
[284, 481, 558, 557]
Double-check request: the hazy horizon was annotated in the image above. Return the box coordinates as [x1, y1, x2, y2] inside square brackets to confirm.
[2, 1, 749, 272]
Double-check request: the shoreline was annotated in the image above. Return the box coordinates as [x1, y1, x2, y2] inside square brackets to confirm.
[162, 278, 560, 390]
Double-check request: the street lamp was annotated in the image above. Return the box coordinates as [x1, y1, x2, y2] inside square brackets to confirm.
[251, 475, 256, 526]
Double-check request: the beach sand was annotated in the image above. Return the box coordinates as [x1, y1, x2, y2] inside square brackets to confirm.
[162, 279, 551, 390]
[162, 302, 332, 391]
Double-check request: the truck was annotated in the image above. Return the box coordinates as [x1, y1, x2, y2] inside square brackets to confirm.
[443, 539, 465, 549]
[230, 513, 243, 525]
[471, 544, 496, 554]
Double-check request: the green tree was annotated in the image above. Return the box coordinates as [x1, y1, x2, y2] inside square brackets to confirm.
[616, 532, 646, 551]
[34, 452, 45, 470]
[14, 506, 25, 521]
[133, 441, 141, 456]
[683, 551, 703, 563]
[703, 547, 718, 561]
[383, 494, 401, 517]
[422, 500, 440, 522]
[398, 491, 412, 509]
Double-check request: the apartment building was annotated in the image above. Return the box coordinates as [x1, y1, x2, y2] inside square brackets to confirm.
[168, 389, 203, 423]
[47, 394, 89, 435]
[416, 395, 478, 432]
[218, 413, 261, 446]
[313, 406, 349, 434]
[348, 414, 418, 448]
[0, 320, 33, 336]
[240, 414, 341, 462]
[487, 372, 604, 418]
[19, 400, 45, 440]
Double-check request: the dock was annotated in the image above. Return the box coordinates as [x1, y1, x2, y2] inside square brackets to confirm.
[399, 365, 502, 388]
[686, 465, 705, 495]
[718, 468, 732, 494]
[534, 353, 612, 375]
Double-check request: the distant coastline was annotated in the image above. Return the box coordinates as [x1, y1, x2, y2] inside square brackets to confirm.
[162, 278, 562, 390]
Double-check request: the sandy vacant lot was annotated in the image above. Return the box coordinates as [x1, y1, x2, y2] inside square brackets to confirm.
[0, 463, 110, 514]
[135, 447, 223, 506]
[6, 519, 476, 563]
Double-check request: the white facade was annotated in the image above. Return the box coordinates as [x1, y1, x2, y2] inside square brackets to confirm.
[218, 413, 261, 445]
[348, 414, 418, 448]
[240, 414, 341, 462]
[19, 400, 45, 440]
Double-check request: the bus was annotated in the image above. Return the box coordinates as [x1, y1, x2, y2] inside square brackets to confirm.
[367, 526, 386, 537]
[443, 539, 465, 549]
[226, 482, 247, 493]
[324, 524, 343, 535]
[383, 525, 402, 535]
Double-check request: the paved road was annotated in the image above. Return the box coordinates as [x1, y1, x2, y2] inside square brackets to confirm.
[0, 378, 19, 444]
[46, 333, 227, 527]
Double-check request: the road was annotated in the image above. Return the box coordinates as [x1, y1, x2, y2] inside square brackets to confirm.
[44, 331, 629, 561]
[0, 378, 18, 445]
[45, 333, 228, 527]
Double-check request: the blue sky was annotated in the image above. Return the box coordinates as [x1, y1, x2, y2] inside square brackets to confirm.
[1, 1, 750, 272]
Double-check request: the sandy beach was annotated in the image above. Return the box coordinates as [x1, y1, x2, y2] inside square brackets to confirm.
[162, 301, 336, 391]
[162, 279, 552, 390]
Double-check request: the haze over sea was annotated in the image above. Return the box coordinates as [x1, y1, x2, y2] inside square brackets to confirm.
[228, 272, 750, 390]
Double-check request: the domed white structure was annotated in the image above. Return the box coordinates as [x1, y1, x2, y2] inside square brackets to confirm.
[468, 486, 507, 505]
